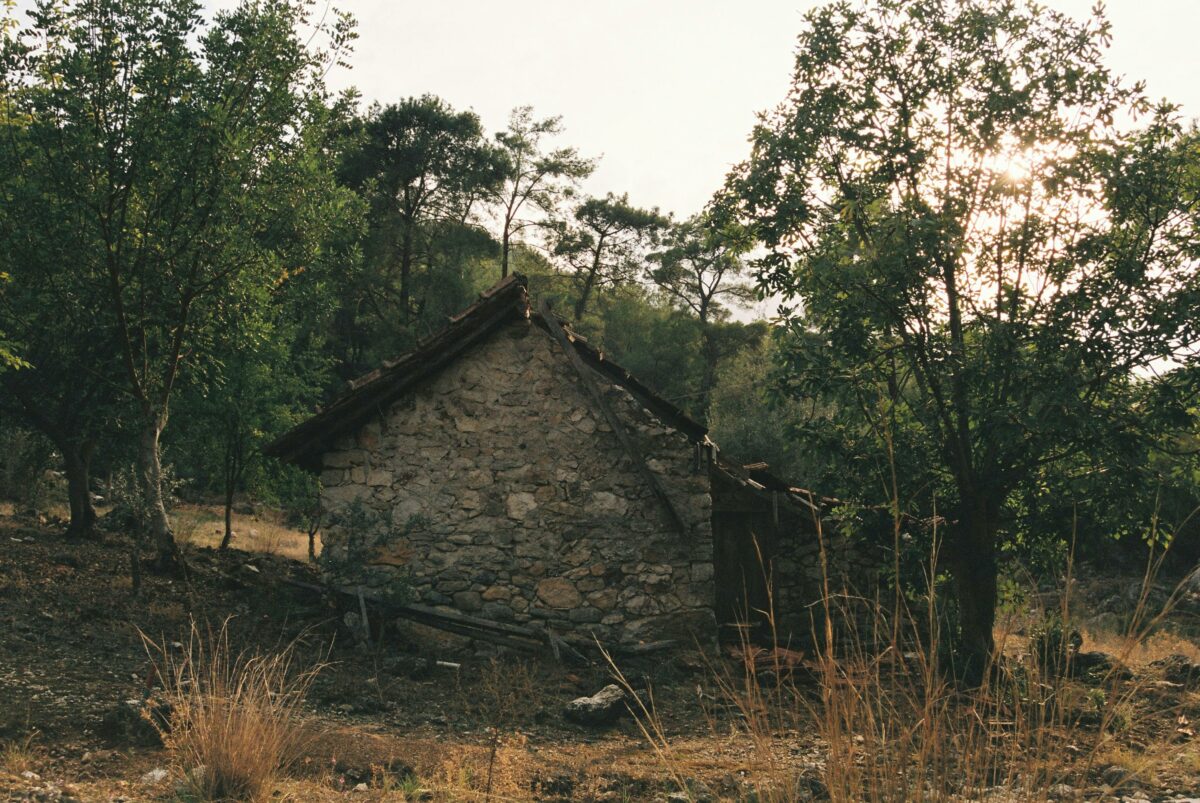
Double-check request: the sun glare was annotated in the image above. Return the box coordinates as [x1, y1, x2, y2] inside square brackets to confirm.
[1002, 157, 1031, 182]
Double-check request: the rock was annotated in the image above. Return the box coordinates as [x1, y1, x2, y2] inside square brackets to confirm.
[667, 781, 715, 803]
[452, 591, 482, 611]
[97, 697, 170, 747]
[568, 607, 602, 623]
[480, 601, 515, 621]
[1048, 783, 1078, 800]
[1183, 566, 1200, 594]
[386, 655, 431, 679]
[1101, 764, 1137, 789]
[537, 577, 582, 609]
[505, 492, 538, 519]
[564, 684, 629, 726]
[1153, 654, 1200, 688]
[1072, 651, 1131, 681]
[481, 585, 511, 602]
[587, 491, 627, 515]
[175, 766, 207, 797]
[140, 768, 169, 784]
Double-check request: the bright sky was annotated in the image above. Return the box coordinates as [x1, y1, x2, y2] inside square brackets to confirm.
[317, 0, 1200, 221]
[9, 0, 1195, 218]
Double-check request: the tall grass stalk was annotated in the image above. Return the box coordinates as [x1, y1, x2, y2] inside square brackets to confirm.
[141, 619, 323, 802]
[618, 492, 1195, 801]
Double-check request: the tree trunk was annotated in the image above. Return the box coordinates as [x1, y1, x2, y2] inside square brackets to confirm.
[574, 266, 599, 321]
[62, 442, 97, 538]
[574, 240, 605, 321]
[137, 418, 181, 573]
[699, 323, 718, 415]
[400, 225, 413, 324]
[949, 499, 999, 683]
[220, 484, 235, 549]
[501, 227, 510, 279]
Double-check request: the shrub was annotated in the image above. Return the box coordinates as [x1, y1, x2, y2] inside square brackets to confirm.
[0, 427, 53, 514]
[143, 621, 322, 802]
[1031, 613, 1083, 677]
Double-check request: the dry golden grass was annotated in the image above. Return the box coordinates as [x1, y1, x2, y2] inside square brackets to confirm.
[616, 511, 1200, 802]
[1083, 627, 1200, 666]
[143, 620, 324, 802]
[2, 497, 319, 560]
[172, 502, 320, 561]
[0, 731, 40, 777]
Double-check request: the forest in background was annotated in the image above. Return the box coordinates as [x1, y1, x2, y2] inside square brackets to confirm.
[0, 0, 1199, 673]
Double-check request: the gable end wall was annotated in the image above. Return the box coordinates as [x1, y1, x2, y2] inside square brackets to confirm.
[317, 319, 716, 644]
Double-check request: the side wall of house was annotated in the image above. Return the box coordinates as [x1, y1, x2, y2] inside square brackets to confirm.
[772, 513, 887, 650]
[317, 319, 715, 645]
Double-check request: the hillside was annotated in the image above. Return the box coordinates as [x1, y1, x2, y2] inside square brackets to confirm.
[1, 510, 1199, 801]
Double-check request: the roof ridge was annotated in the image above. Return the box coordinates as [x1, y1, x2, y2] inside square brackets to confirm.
[265, 274, 712, 468]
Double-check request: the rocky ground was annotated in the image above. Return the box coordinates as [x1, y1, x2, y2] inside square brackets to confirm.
[1, 510, 1199, 801]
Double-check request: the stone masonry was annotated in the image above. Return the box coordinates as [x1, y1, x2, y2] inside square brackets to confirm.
[316, 318, 716, 645]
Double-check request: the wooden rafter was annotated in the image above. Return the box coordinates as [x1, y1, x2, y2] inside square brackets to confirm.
[538, 299, 690, 538]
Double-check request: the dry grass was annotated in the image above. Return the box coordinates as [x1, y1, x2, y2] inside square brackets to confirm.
[0, 731, 40, 777]
[172, 503, 320, 561]
[1083, 627, 1200, 666]
[1, 497, 319, 560]
[142, 620, 324, 802]
[616, 512, 1199, 802]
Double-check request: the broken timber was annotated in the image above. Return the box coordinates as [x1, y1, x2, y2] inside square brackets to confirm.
[537, 298, 689, 538]
[280, 575, 675, 660]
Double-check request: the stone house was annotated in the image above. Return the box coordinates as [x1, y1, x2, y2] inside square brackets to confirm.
[267, 276, 878, 647]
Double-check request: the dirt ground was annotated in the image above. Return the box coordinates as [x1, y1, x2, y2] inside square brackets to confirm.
[0, 511, 776, 802]
[1, 509, 1200, 802]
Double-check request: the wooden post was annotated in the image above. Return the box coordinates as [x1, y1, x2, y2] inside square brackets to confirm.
[357, 586, 371, 645]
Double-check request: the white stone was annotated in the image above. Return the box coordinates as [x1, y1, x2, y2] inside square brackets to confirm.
[141, 768, 170, 784]
[506, 492, 538, 519]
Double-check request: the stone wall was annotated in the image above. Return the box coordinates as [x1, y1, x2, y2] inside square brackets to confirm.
[772, 509, 887, 650]
[317, 319, 715, 645]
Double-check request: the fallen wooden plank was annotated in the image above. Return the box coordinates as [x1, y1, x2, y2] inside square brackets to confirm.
[277, 573, 669, 661]
[608, 639, 678, 656]
[401, 601, 544, 640]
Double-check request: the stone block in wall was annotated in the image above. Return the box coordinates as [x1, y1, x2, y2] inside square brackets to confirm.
[505, 492, 538, 519]
[535, 577, 582, 609]
[453, 591, 482, 611]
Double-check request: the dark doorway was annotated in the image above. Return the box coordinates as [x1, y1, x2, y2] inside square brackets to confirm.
[712, 509, 776, 643]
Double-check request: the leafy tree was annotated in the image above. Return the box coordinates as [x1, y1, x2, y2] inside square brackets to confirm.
[339, 95, 505, 336]
[172, 94, 361, 546]
[492, 106, 595, 278]
[551, 193, 668, 321]
[708, 335, 813, 479]
[0, 272, 23, 371]
[648, 214, 757, 409]
[0, 95, 121, 535]
[1, 0, 356, 570]
[727, 0, 1200, 671]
